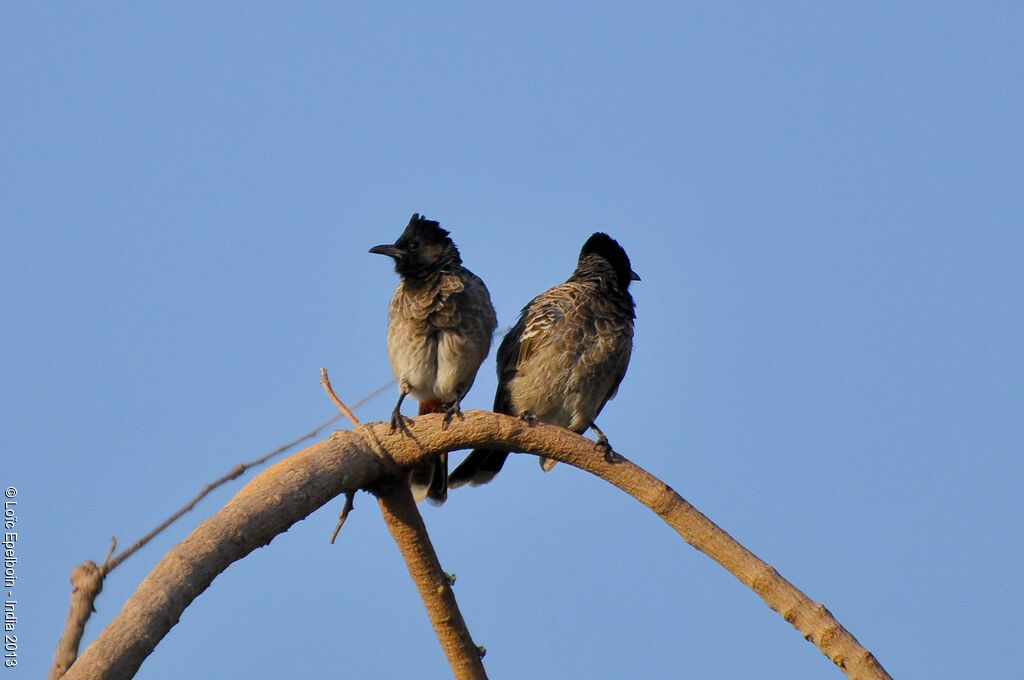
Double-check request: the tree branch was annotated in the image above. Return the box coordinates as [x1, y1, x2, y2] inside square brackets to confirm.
[60, 411, 891, 680]
[46, 561, 105, 680]
[47, 381, 394, 679]
[375, 481, 487, 679]
[320, 367, 486, 676]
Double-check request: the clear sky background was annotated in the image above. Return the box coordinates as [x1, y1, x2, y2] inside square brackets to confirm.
[3, 3, 1021, 678]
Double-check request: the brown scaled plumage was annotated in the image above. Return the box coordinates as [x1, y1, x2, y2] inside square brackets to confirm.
[450, 232, 639, 488]
[370, 214, 497, 503]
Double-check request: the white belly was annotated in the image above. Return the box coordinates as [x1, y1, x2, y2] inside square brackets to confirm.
[388, 330, 464, 403]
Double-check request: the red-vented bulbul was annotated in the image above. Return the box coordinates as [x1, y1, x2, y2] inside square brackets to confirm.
[450, 232, 639, 488]
[371, 213, 497, 503]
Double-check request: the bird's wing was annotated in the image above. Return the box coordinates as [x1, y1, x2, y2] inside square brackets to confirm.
[427, 273, 467, 329]
[517, 282, 582, 358]
[491, 313, 525, 414]
[594, 345, 633, 419]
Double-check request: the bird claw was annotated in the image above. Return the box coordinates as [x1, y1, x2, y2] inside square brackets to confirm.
[588, 422, 620, 464]
[389, 409, 413, 433]
[519, 413, 538, 427]
[595, 436, 620, 464]
[441, 402, 463, 430]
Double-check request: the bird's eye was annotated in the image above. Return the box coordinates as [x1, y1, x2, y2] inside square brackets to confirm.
[407, 240, 419, 250]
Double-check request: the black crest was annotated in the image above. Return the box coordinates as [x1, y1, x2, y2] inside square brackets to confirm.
[396, 213, 451, 248]
[579, 232, 640, 289]
[370, 213, 462, 279]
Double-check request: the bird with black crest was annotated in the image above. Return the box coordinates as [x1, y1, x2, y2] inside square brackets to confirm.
[370, 213, 497, 503]
[450, 232, 639, 488]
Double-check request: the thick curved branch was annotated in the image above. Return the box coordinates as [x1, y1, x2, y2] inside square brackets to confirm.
[62, 411, 891, 680]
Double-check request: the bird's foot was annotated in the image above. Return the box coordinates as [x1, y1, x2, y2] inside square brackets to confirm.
[389, 408, 413, 434]
[519, 412, 538, 427]
[441, 401, 464, 430]
[593, 430, 621, 464]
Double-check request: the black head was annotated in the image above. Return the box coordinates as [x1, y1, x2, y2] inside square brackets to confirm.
[370, 213, 462, 279]
[578, 232, 640, 290]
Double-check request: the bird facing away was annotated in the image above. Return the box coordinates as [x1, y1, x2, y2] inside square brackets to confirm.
[370, 213, 497, 503]
[450, 232, 639, 488]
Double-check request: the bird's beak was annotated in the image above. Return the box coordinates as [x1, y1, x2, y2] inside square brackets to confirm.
[630, 270, 641, 282]
[369, 244, 403, 259]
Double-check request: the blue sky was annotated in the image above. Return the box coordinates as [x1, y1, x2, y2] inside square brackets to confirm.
[3, 3, 1021, 678]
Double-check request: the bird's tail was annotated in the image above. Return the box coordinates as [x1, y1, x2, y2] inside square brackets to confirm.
[409, 400, 448, 504]
[449, 448, 509, 489]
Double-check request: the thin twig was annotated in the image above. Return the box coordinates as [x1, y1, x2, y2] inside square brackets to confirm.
[320, 368, 391, 459]
[101, 537, 117, 570]
[104, 464, 246, 573]
[329, 492, 355, 544]
[320, 368, 360, 427]
[321, 368, 365, 542]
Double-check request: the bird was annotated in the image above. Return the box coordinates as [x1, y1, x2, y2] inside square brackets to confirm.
[370, 213, 497, 503]
[450, 232, 639, 488]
